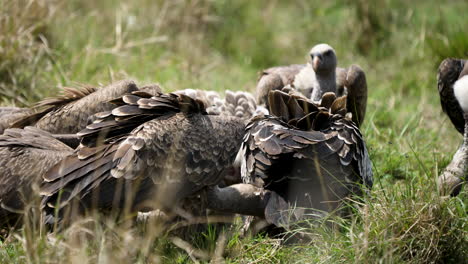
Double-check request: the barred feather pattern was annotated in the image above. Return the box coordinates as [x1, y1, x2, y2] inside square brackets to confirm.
[175, 89, 268, 119]
[40, 91, 245, 217]
[237, 90, 372, 213]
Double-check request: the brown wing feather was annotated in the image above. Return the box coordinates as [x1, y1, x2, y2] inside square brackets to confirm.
[256, 64, 306, 107]
[78, 91, 205, 147]
[344, 65, 368, 127]
[335, 67, 348, 96]
[34, 85, 97, 109]
[11, 80, 139, 134]
[10, 86, 97, 128]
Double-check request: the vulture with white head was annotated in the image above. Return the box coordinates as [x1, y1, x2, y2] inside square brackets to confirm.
[255, 43, 368, 126]
[40, 90, 245, 222]
[237, 90, 373, 227]
[437, 58, 468, 196]
[0, 127, 73, 226]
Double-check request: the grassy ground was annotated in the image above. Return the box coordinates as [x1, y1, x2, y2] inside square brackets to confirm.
[0, 0, 467, 263]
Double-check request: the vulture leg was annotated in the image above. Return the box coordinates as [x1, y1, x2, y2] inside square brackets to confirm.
[438, 112, 468, 196]
[205, 184, 279, 218]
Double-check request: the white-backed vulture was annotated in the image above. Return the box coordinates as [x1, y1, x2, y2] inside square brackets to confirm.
[39, 90, 245, 223]
[255, 44, 368, 126]
[438, 58, 468, 196]
[237, 90, 373, 227]
[437, 58, 468, 134]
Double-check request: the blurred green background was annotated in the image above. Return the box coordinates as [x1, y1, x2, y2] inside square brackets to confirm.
[1, 0, 466, 103]
[0, 0, 467, 263]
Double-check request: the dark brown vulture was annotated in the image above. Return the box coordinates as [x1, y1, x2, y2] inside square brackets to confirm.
[10, 80, 149, 134]
[40, 91, 245, 222]
[237, 90, 373, 226]
[437, 58, 468, 196]
[255, 44, 368, 127]
[437, 58, 468, 134]
[0, 127, 73, 226]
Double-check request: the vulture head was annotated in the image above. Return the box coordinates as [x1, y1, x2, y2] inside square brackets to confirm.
[309, 43, 337, 75]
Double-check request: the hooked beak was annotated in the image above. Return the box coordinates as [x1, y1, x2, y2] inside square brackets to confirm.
[311, 53, 322, 71]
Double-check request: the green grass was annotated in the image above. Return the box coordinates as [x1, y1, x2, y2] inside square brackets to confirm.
[0, 0, 467, 263]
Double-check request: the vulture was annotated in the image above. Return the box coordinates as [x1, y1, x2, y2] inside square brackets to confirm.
[437, 58, 468, 196]
[237, 90, 373, 227]
[10, 80, 152, 134]
[437, 58, 468, 134]
[40, 90, 245, 223]
[0, 127, 73, 226]
[255, 43, 368, 126]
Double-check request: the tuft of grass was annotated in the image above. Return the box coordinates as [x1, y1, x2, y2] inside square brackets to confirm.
[0, 0, 59, 105]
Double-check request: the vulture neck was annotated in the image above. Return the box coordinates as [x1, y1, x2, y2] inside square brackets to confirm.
[311, 70, 336, 102]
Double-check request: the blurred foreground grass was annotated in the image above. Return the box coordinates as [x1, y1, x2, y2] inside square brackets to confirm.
[0, 0, 467, 263]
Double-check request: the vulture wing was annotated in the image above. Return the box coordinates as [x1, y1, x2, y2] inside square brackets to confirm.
[11, 80, 139, 134]
[438, 58, 467, 134]
[343, 65, 368, 127]
[238, 90, 372, 215]
[40, 92, 244, 218]
[256, 64, 306, 106]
